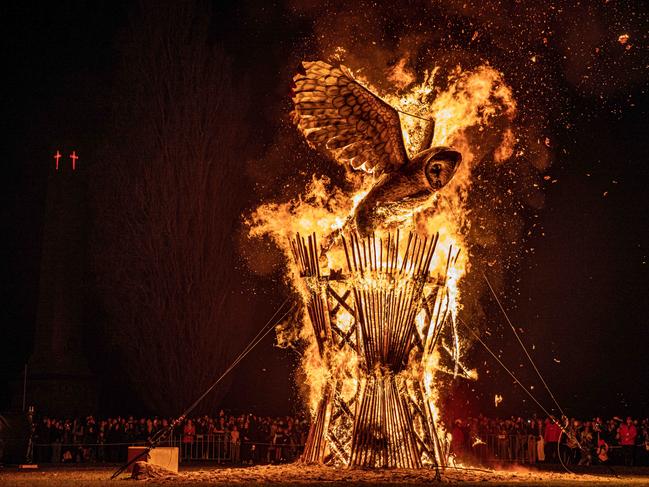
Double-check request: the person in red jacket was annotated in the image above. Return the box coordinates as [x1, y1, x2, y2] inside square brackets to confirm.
[618, 416, 638, 466]
[182, 419, 196, 460]
[451, 419, 466, 461]
[543, 417, 562, 463]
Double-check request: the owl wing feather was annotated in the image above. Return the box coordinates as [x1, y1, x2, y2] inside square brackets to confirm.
[291, 61, 409, 174]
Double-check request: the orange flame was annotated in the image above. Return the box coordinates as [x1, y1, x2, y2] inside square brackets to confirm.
[249, 60, 516, 461]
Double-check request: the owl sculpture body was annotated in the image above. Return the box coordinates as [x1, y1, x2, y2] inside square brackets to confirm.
[354, 146, 461, 235]
[291, 60, 462, 236]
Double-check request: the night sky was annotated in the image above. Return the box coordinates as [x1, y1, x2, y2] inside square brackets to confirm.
[2, 1, 648, 419]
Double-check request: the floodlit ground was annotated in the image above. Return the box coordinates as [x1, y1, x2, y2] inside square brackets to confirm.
[1, 463, 648, 486]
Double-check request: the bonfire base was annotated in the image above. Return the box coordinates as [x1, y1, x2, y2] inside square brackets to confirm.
[293, 232, 449, 468]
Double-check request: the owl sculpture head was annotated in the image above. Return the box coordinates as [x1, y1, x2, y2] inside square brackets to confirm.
[420, 146, 462, 191]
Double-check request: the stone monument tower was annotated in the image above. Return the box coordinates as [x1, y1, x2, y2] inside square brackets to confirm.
[22, 152, 97, 416]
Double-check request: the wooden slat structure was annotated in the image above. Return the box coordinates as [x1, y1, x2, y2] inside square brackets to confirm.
[291, 231, 457, 470]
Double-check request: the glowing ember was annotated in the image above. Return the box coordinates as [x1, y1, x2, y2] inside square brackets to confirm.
[494, 394, 503, 407]
[249, 58, 516, 468]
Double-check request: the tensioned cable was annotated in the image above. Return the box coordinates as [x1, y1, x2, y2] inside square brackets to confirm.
[441, 195, 567, 414]
[111, 298, 294, 479]
[397, 196, 582, 473]
[457, 317, 580, 475]
[395, 108, 434, 123]
[439, 196, 584, 470]
[439, 198, 571, 417]
[112, 299, 295, 478]
[481, 271, 566, 418]
[180, 298, 293, 416]
[457, 317, 556, 419]
[425, 192, 600, 476]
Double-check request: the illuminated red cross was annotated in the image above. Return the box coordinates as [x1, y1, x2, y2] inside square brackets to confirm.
[54, 150, 62, 171]
[70, 150, 78, 171]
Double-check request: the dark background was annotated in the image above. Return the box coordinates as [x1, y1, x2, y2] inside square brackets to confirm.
[2, 0, 648, 419]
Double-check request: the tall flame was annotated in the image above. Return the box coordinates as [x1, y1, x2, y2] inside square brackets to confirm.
[248, 61, 516, 462]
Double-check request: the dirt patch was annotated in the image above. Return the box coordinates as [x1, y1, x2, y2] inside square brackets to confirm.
[131, 461, 178, 480]
[0, 463, 647, 486]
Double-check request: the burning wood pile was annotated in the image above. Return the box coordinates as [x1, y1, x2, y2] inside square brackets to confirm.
[291, 231, 458, 468]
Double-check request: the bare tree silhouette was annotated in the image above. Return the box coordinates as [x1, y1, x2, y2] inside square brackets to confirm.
[90, 1, 250, 415]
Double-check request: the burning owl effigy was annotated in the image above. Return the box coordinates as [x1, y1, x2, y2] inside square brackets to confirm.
[281, 61, 469, 470]
[250, 58, 516, 470]
[291, 60, 462, 237]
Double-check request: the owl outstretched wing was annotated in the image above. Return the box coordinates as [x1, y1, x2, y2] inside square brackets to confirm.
[291, 60, 409, 174]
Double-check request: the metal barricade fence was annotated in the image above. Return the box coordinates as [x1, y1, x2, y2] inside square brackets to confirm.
[27, 433, 643, 466]
[32, 435, 528, 465]
[30, 436, 528, 464]
[472, 434, 540, 464]
[166, 431, 231, 462]
[29, 431, 305, 464]
[29, 434, 231, 464]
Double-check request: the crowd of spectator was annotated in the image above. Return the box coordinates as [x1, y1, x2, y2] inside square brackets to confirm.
[450, 414, 649, 467]
[30, 411, 309, 465]
[25, 411, 649, 468]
